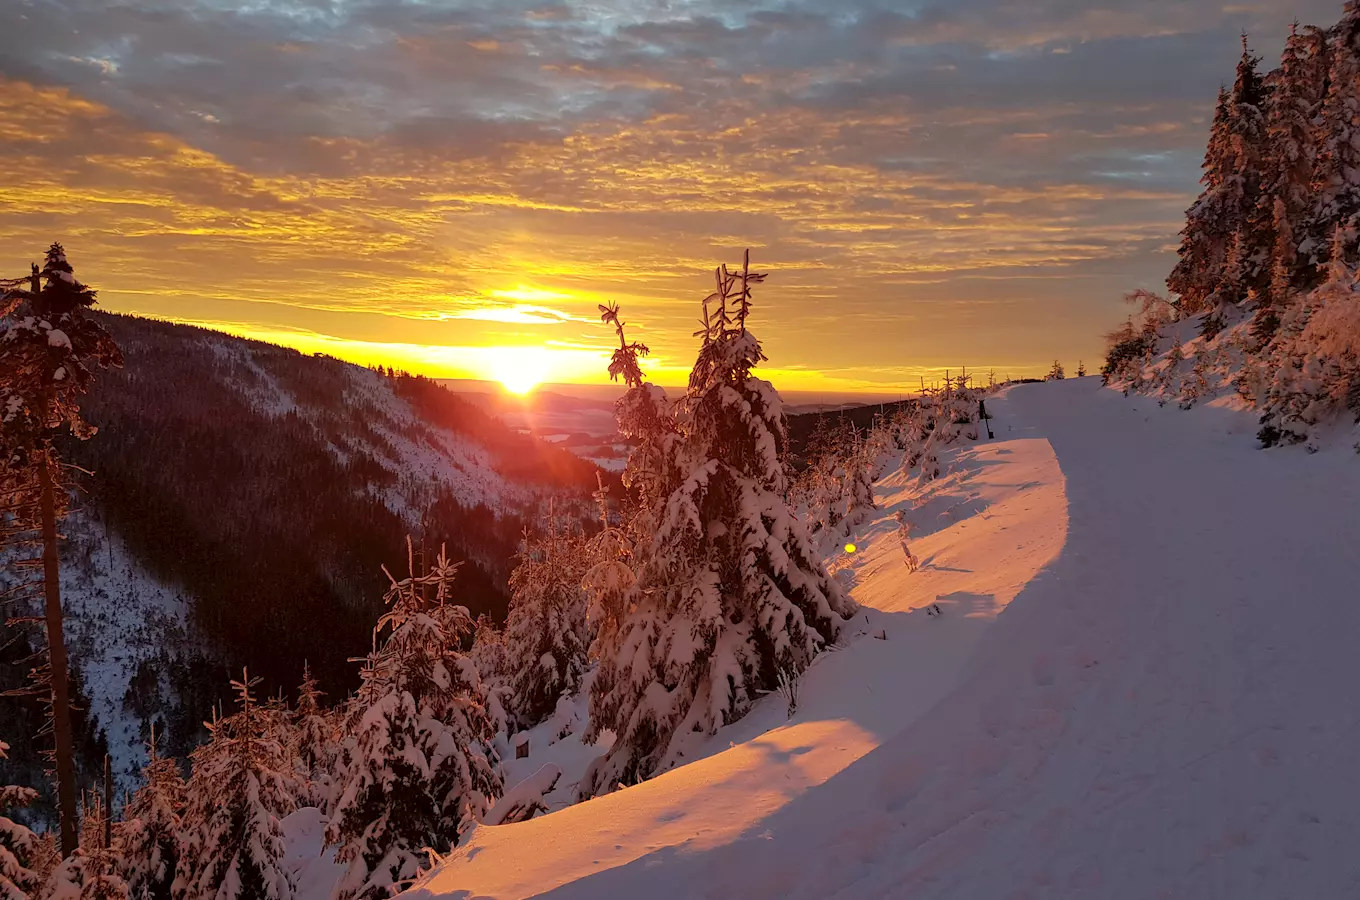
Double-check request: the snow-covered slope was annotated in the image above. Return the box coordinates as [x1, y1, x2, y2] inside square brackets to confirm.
[407, 377, 1360, 900]
[39, 314, 607, 784]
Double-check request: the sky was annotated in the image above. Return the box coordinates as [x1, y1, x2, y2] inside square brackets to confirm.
[0, 0, 1343, 392]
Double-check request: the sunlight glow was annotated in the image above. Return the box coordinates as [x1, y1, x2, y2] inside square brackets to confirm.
[489, 345, 553, 394]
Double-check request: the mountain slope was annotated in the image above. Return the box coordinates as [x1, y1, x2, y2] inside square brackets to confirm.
[29, 314, 607, 770]
[409, 378, 1360, 900]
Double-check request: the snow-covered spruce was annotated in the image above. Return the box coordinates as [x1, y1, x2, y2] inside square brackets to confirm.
[579, 474, 636, 666]
[584, 254, 857, 792]
[502, 513, 590, 731]
[172, 672, 296, 900]
[811, 422, 875, 550]
[0, 741, 41, 900]
[120, 732, 186, 900]
[325, 543, 501, 900]
[468, 615, 513, 739]
[288, 664, 336, 811]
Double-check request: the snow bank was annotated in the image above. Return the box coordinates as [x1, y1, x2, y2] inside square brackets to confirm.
[408, 378, 1360, 899]
[407, 387, 1067, 899]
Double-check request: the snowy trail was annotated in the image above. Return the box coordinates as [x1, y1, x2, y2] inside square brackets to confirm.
[409, 392, 1068, 900]
[413, 378, 1360, 899]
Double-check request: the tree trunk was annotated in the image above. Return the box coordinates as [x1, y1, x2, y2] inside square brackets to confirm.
[103, 754, 112, 850]
[37, 412, 79, 857]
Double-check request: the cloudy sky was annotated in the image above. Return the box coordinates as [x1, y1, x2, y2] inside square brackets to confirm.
[0, 0, 1342, 390]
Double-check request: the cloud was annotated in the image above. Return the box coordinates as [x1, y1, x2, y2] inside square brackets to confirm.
[0, 0, 1343, 383]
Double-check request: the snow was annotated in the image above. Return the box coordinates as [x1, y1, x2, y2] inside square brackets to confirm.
[280, 808, 342, 900]
[402, 378, 1360, 900]
[483, 764, 563, 826]
[50, 512, 191, 784]
[47, 329, 70, 349]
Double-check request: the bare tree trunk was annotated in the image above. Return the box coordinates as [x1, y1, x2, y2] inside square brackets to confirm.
[103, 754, 112, 850]
[37, 404, 79, 857]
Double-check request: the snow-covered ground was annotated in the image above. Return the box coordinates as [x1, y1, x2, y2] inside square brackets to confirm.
[400, 378, 1360, 900]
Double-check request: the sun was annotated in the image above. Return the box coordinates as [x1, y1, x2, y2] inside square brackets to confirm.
[490, 345, 552, 395]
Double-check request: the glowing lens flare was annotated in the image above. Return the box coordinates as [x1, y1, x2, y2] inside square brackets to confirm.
[844, 543, 857, 554]
[490, 345, 552, 395]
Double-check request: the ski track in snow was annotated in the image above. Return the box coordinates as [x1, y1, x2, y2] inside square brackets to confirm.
[404, 378, 1360, 900]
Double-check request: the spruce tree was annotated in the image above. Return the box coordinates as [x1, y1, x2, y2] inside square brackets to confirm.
[289, 664, 333, 810]
[0, 740, 41, 900]
[584, 253, 857, 792]
[580, 477, 636, 664]
[1262, 22, 1332, 313]
[173, 671, 295, 900]
[1168, 87, 1237, 315]
[1222, 37, 1273, 309]
[598, 301, 678, 547]
[326, 543, 501, 900]
[120, 731, 185, 900]
[502, 513, 590, 731]
[468, 616, 512, 738]
[1311, 4, 1360, 271]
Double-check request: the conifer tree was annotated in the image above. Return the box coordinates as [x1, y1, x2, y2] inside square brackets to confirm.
[326, 543, 501, 900]
[0, 244, 121, 855]
[584, 253, 857, 792]
[502, 513, 590, 731]
[1261, 22, 1331, 314]
[1169, 87, 1237, 315]
[120, 730, 185, 900]
[1222, 37, 1273, 309]
[1311, 4, 1360, 271]
[580, 474, 635, 664]
[1170, 40, 1270, 324]
[46, 780, 130, 900]
[468, 616, 512, 738]
[288, 664, 333, 809]
[0, 740, 41, 900]
[173, 671, 295, 900]
[1047, 360, 1066, 380]
[597, 302, 678, 548]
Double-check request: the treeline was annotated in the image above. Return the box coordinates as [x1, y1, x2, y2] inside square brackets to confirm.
[1106, 14, 1360, 446]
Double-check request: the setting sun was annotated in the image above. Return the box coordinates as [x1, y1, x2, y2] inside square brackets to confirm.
[490, 345, 552, 394]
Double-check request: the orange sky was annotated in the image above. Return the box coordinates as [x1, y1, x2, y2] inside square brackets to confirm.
[0, 0, 1330, 392]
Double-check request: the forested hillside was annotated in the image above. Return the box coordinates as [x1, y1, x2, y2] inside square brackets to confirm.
[4, 313, 610, 798]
